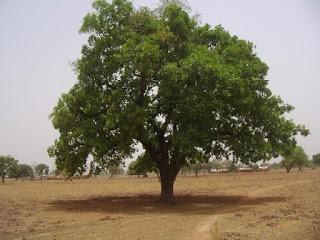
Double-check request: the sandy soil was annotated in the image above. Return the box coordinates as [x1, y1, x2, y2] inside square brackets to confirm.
[0, 169, 319, 240]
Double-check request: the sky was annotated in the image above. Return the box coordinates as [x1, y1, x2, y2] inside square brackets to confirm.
[0, 0, 319, 169]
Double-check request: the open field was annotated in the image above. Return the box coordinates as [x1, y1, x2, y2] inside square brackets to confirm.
[1, 169, 319, 240]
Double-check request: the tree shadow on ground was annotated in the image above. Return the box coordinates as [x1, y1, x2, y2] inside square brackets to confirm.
[47, 194, 286, 216]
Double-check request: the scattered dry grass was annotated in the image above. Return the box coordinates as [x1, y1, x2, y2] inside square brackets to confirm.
[0, 169, 319, 240]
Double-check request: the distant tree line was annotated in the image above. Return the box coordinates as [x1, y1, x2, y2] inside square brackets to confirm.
[2, 145, 317, 183]
[0, 155, 50, 183]
[125, 146, 319, 177]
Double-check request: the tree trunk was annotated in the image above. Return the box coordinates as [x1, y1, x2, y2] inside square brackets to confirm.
[160, 174, 175, 204]
[1, 175, 5, 184]
[286, 166, 290, 173]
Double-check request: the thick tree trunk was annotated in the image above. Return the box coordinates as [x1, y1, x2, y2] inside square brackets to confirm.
[160, 174, 175, 204]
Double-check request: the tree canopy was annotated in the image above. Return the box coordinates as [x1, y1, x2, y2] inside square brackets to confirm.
[280, 146, 309, 172]
[292, 146, 309, 171]
[128, 152, 158, 177]
[48, 0, 308, 203]
[10, 164, 34, 180]
[34, 164, 49, 176]
[0, 155, 18, 183]
[312, 153, 320, 165]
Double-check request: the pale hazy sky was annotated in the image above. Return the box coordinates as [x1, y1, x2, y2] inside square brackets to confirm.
[0, 0, 319, 169]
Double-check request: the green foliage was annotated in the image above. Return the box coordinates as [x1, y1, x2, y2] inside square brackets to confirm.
[281, 146, 309, 172]
[128, 152, 158, 177]
[179, 164, 191, 176]
[210, 159, 223, 171]
[188, 151, 209, 176]
[281, 157, 295, 173]
[312, 153, 320, 165]
[34, 164, 49, 176]
[108, 164, 125, 178]
[292, 146, 309, 171]
[10, 164, 34, 179]
[48, 0, 309, 201]
[0, 155, 18, 183]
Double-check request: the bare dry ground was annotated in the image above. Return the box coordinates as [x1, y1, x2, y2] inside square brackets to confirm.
[0, 169, 319, 240]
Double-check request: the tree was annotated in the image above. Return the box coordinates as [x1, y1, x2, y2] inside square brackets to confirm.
[179, 164, 191, 176]
[281, 157, 295, 173]
[189, 151, 209, 177]
[227, 160, 238, 173]
[48, 0, 308, 203]
[280, 146, 309, 172]
[312, 153, 320, 165]
[10, 164, 34, 180]
[34, 164, 49, 177]
[108, 164, 125, 178]
[128, 152, 158, 177]
[0, 155, 18, 183]
[210, 159, 223, 172]
[292, 146, 309, 171]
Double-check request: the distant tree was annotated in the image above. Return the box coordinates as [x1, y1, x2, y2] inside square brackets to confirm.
[8, 163, 19, 180]
[312, 153, 320, 165]
[281, 146, 308, 172]
[179, 164, 191, 176]
[227, 160, 238, 172]
[108, 164, 125, 178]
[10, 164, 34, 180]
[189, 151, 209, 177]
[89, 161, 103, 176]
[292, 146, 309, 171]
[48, 0, 309, 203]
[210, 159, 223, 172]
[203, 162, 213, 174]
[127, 161, 139, 176]
[190, 162, 202, 177]
[0, 155, 18, 183]
[34, 164, 49, 177]
[128, 152, 158, 177]
[281, 156, 296, 173]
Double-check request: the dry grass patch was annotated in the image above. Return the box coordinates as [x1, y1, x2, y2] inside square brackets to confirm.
[0, 169, 319, 240]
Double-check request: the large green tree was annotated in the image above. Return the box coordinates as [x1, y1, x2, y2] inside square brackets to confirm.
[0, 155, 18, 183]
[48, 0, 308, 203]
